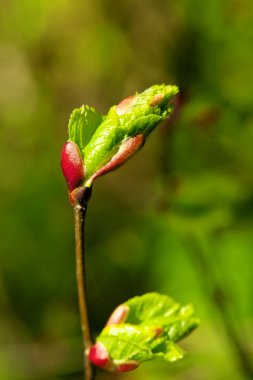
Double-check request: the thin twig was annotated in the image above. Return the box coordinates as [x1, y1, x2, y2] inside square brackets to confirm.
[74, 189, 94, 380]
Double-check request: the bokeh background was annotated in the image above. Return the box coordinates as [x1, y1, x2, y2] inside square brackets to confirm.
[1, 0, 253, 379]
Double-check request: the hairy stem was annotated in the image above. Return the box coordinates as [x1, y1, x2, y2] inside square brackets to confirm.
[74, 190, 94, 380]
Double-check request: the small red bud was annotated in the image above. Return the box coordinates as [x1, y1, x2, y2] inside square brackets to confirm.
[106, 304, 129, 326]
[61, 141, 84, 192]
[88, 342, 110, 368]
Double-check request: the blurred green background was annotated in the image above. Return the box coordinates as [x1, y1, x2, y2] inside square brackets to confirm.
[0, 0, 253, 379]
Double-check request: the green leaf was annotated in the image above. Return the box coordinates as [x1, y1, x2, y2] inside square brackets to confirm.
[98, 324, 156, 364]
[65, 85, 179, 190]
[82, 84, 178, 182]
[162, 341, 184, 362]
[93, 292, 199, 370]
[97, 324, 185, 365]
[124, 292, 179, 324]
[68, 105, 103, 151]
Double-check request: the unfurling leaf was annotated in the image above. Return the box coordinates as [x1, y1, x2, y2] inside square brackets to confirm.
[88, 292, 199, 372]
[68, 105, 103, 151]
[61, 85, 179, 202]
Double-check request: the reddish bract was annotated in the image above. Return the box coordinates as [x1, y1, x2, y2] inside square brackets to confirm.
[150, 93, 164, 106]
[91, 134, 145, 183]
[116, 95, 137, 115]
[106, 304, 129, 326]
[116, 361, 140, 372]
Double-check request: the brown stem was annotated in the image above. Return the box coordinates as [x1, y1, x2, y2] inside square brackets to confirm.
[73, 187, 94, 380]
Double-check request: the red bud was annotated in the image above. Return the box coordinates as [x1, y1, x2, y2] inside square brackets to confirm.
[88, 342, 140, 373]
[61, 141, 84, 192]
[88, 342, 110, 368]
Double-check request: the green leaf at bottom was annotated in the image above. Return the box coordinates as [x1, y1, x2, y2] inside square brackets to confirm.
[95, 292, 199, 368]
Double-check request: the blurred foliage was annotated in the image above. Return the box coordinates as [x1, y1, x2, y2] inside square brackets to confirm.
[0, 0, 253, 379]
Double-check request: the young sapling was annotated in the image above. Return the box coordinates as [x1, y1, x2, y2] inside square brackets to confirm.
[61, 84, 199, 380]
